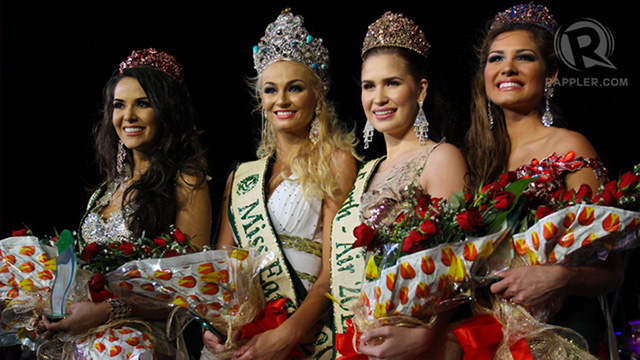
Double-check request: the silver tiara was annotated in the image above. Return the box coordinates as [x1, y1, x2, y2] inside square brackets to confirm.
[252, 9, 330, 83]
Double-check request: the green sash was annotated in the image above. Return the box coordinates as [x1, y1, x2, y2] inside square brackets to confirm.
[330, 158, 383, 341]
[229, 158, 333, 359]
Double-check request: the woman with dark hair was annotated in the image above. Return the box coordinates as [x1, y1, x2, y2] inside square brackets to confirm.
[331, 12, 466, 360]
[38, 49, 212, 355]
[465, 4, 623, 354]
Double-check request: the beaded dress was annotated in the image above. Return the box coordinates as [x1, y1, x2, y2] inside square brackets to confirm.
[361, 146, 440, 228]
[80, 179, 134, 246]
[514, 151, 608, 202]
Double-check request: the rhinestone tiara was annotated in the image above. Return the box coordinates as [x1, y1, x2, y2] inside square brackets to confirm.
[362, 11, 430, 58]
[118, 48, 184, 83]
[490, 3, 559, 34]
[253, 9, 330, 83]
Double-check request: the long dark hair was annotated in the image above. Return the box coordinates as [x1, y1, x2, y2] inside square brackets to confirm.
[93, 66, 207, 238]
[362, 46, 456, 144]
[465, 22, 559, 191]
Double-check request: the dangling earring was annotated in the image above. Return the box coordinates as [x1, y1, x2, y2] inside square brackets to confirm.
[487, 99, 495, 129]
[363, 120, 374, 149]
[116, 140, 127, 175]
[309, 104, 320, 144]
[414, 101, 429, 145]
[542, 79, 555, 127]
[261, 108, 268, 144]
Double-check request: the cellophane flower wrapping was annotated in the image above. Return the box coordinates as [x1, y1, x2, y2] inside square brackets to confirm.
[0, 235, 57, 348]
[454, 166, 640, 360]
[350, 178, 530, 332]
[106, 248, 270, 358]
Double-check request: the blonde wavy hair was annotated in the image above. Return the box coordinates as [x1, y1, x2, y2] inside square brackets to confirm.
[250, 62, 359, 202]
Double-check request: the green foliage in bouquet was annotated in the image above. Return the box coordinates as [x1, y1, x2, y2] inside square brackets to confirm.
[78, 226, 201, 274]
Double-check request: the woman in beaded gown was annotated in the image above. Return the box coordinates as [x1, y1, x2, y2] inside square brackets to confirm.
[331, 12, 467, 360]
[464, 3, 623, 355]
[37, 48, 212, 357]
[202, 10, 357, 360]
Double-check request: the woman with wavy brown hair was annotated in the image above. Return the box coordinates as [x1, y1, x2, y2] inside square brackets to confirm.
[465, 4, 623, 354]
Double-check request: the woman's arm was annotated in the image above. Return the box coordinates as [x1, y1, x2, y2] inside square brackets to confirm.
[490, 254, 623, 307]
[359, 144, 467, 359]
[421, 143, 467, 199]
[234, 150, 357, 360]
[175, 173, 212, 250]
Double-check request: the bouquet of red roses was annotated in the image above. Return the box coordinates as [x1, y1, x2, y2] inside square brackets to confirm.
[453, 165, 640, 360]
[349, 178, 531, 332]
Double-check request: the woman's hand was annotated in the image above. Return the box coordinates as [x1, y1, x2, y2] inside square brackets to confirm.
[233, 324, 299, 360]
[203, 330, 227, 352]
[41, 301, 110, 335]
[358, 325, 436, 360]
[490, 265, 569, 307]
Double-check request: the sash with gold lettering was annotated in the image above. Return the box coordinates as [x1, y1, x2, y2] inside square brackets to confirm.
[330, 158, 383, 348]
[229, 158, 333, 360]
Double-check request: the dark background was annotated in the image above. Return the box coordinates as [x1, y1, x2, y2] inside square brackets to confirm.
[2, 0, 639, 349]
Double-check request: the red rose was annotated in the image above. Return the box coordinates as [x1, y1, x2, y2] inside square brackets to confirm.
[551, 189, 564, 202]
[402, 230, 427, 252]
[81, 242, 99, 261]
[457, 207, 484, 232]
[171, 228, 188, 244]
[89, 273, 107, 293]
[88, 273, 114, 302]
[419, 220, 439, 237]
[395, 212, 406, 224]
[118, 241, 134, 255]
[604, 180, 618, 195]
[153, 238, 168, 247]
[493, 191, 515, 210]
[416, 194, 431, 211]
[561, 189, 575, 202]
[430, 197, 443, 213]
[619, 172, 640, 191]
[498, 172, 517, 187]
[142, 246, 153, 255]
[352, 223, 375, 249]
[535, 205, 555, 219]
[11, 228, 28, 237]
[596, 190, 617, 206]
[481, 182, 500, 196]
[575, 184, 593, 201]
[163, 249, 180, 258]
[464, 193, 473, 203]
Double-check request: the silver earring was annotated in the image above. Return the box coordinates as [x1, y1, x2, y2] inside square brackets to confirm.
[363, 120, 374, 149]
[414, 101, 429, 145]
[309, 105, 320, 144]
[117, 140, 127, 175]
[487, 99, 495, 129]
[542, 79, 554, 127]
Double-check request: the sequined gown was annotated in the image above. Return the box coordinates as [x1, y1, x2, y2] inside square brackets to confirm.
[514, 151, 608, 355]
[80, 180, 134, 246]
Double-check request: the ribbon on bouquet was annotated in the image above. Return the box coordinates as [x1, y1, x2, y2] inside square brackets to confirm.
[335, 318, 367, 360]
[238, 298, 304, 357]
[453, 298, 597, 360]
